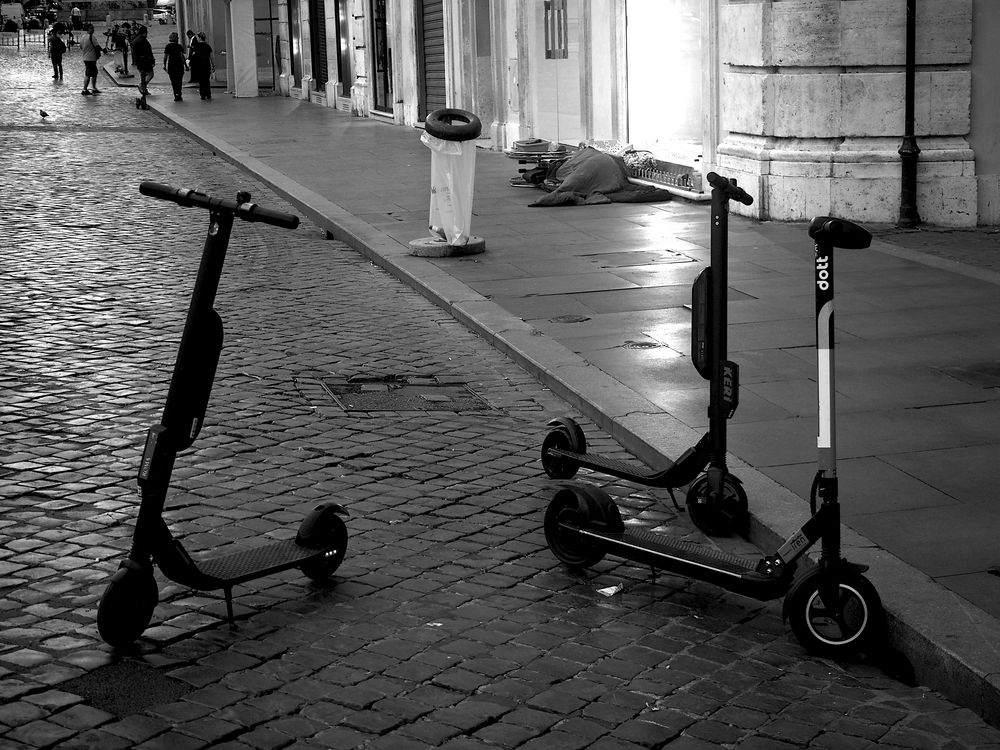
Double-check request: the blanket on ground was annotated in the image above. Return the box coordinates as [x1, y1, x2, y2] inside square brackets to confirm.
[529, 147, 673, 207]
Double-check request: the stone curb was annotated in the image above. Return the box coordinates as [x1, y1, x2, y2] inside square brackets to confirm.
[147, 102, 1000, 729]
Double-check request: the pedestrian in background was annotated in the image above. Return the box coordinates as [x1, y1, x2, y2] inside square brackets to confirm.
[131, 25, 155, 96]
[188, 31, 213, 100]
[115, 22, 131, 77]
[185, 29, 196, 83]
[79, 23, 102, 95]
[162, 31, 186, 101]
[49, 29, 65, 80]
[70, 4, 81, 30]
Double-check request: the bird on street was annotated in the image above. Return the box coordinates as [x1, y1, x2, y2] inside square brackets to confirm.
[40, 110, 49, 119]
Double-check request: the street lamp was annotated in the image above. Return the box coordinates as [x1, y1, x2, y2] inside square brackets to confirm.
[898, 0, 921, 227]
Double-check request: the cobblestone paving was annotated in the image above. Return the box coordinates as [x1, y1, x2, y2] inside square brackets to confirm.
[3, 44, 1000, 750]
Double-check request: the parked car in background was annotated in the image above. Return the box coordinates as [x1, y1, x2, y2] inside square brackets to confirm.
[152, 9, 173, 24]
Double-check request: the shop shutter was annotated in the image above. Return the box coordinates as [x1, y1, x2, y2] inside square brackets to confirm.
[309, 0, 328, 86]
[422, 0, 446, 115]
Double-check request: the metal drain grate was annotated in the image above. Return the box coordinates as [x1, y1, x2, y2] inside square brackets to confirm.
[622, 340, 662, 349]
[60, 660, 190, 717]
[321, 375, 493, 412]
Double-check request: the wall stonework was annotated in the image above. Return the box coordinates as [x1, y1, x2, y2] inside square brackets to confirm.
[718, 0, 976, 226]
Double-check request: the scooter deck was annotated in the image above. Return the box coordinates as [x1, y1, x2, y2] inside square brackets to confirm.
[546, 446, 705, 488]
[157, 537, 342, 624]
[571, 524, 789, 601]
[197, 539, 326, 587]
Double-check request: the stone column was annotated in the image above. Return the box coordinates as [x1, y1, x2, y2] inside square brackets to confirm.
[716, 0, 975, 226]
[228, 0, 258, 97]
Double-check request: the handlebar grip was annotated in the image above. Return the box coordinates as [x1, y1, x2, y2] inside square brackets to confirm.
[139, 181, 300, 229]
[807, 216, 872, 249]
[706, 172, 754, 206]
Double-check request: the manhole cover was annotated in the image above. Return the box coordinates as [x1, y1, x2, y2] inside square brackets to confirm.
[622, 340, 662, 349]
[321, 375, 493, 412]
[60, 660, 190, 717]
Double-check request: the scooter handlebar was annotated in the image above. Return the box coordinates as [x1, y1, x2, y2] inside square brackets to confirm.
[139, 181, 300, 229]
[706, 172, 754, 206]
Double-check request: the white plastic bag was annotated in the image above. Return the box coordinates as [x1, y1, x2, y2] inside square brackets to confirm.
[422, 131, 477, 247]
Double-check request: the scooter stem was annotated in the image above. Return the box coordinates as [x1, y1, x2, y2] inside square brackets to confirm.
[134, 210, 235, 540]
[815, 241, 837, 477]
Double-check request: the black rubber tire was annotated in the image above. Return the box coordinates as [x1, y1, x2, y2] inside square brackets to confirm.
[97, 559, 158, 648]
[424, 108, 482, 142]
[685, 473, 749, 537]
[299, 513, 348, 582]
[544, 486, 616, 568]
[541, 425, 584, 479]
[785, 569, 884, 658]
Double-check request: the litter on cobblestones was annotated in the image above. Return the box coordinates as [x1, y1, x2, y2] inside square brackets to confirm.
[596, 583, 624, 596]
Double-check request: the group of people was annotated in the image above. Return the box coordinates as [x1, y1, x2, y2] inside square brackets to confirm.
[47, 22, 215, 102]
[165, 29, 216, 101]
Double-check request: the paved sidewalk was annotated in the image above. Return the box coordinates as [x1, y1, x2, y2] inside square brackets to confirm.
[122, 89, 1000, 722]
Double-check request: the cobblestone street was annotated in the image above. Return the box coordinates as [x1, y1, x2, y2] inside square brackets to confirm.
[2, 43, 1000, 749]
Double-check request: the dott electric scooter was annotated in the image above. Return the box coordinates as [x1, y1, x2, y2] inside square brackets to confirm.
[97, 182, 349, 648]
[543, 215, 884, 656]
[541, 172, 753, 537]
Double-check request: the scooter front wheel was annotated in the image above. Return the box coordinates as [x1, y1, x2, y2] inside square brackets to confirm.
[540, 422, 585, 480]
[685, 473, 748, 537]
[298, 511, 348, 582]
[97, 558, 158, 648]
[784, 568, 884, 658]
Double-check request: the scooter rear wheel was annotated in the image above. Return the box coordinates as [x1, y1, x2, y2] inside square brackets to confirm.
[685, 473, 748, 537]
[97, 558, 158, 648]
[298, 513, 348, 582]
[785, 568, 884, 658]
[541, 422, 585, 479]
[544, 486, 616, 568]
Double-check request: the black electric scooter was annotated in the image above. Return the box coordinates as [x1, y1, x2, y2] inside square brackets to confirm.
[97, 182, 349, 648]
[543, 215, 884, 657]
[541, 172, 752, 537]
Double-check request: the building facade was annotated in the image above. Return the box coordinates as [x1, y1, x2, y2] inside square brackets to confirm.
[189, 0, 999, 226]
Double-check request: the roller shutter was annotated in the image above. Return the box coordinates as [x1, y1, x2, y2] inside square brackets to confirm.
[420, 0, 445, 117]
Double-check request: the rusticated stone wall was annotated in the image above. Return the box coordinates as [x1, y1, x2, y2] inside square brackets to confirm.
[716, 0, 975, 226]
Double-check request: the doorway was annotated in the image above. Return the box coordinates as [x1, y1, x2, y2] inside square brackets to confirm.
[370, 0, 392, 113]
[254, 0, 277, 91]
[626, 0, 704, 163]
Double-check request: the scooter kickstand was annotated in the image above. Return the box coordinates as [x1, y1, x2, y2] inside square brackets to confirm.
[224, 586, 235, 627]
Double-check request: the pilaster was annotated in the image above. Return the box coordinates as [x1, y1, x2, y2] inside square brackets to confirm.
[717, 0, 975, 226]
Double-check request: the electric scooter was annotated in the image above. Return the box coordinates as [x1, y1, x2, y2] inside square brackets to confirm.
[97, 182, 349, 648]
[541, 172, 753, 537]
[543, 215, 885, 657]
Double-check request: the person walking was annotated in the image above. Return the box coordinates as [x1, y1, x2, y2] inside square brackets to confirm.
[113, 22, 130, 77]
[70, 4, 81, 30]
[79, 23, 102, 95]
[188, 32, 214, 100]
[162, 31, 186, 101]
[49, 29, 65, 80]
[131, 25, 155, 96]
